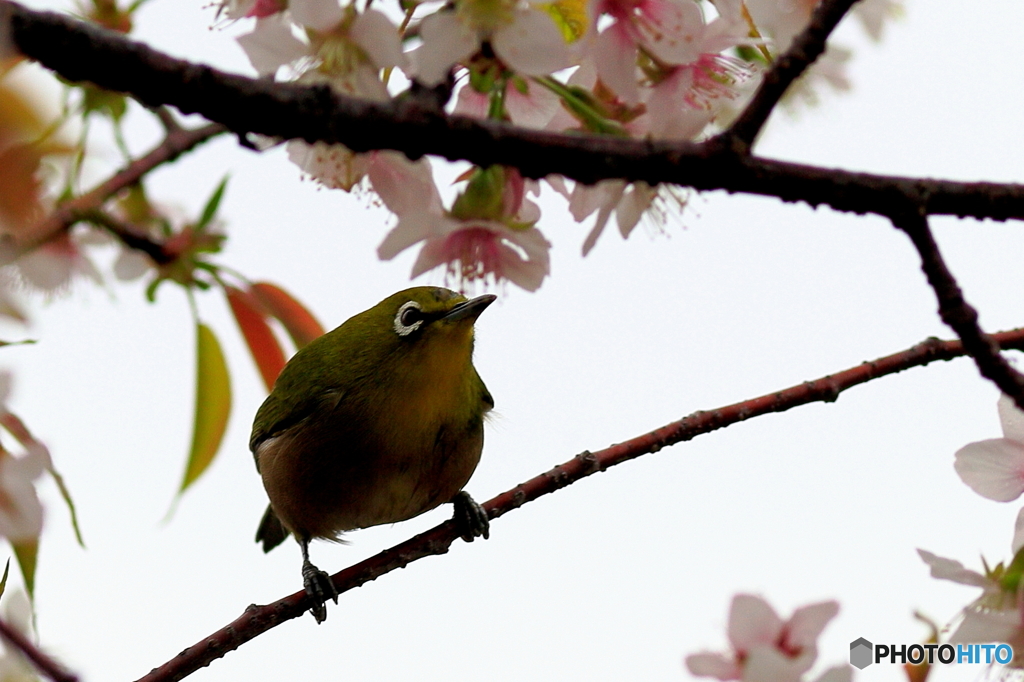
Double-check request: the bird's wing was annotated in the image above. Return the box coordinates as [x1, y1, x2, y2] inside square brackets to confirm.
[249, 388, 345, 464]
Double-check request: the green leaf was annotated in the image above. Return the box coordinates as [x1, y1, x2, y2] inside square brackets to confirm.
[195, 176, 229, 232]
[0, 559, 10, 601]
[12, 539, 37, 600]
[0, 340, 36, 347]
[47, 465, 85, 548]
[179, 323, 231, 493]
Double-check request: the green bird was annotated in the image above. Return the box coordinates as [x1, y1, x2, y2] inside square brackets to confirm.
[250, 286, 495, 622]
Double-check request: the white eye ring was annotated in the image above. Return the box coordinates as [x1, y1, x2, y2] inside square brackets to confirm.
[394, 301, 424, 336]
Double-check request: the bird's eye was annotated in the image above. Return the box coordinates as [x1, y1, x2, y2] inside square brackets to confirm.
[394, 301, 425, 336]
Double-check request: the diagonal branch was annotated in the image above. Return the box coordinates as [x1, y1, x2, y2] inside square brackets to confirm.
[724, 0, 860, 151]
[6, 2, 1024, 223]
[134, 326, 1024, 682]
[891, 210, 1024, 411]
[32, 121, 226, 246]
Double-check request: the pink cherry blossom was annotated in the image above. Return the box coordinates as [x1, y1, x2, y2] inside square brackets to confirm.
[12, 230, 103, 293]
[589, 0, 748, 104]
[954, 394, 1024, 502]
[685, 594, 841, 682]
[918, 546, 1024, 666]
[375, 164, 551, 291]
[412, 6, 572, 87]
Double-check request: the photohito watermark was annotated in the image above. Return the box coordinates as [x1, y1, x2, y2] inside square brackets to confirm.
[849, 638, 1013, 670]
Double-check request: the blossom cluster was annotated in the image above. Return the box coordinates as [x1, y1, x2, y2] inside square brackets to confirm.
[225, 0, 899, 292]
[685, 594, 850, 682]
[916, 394, 1024, 668]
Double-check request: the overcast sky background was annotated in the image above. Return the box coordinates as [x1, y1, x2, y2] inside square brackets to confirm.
[2, 0, 1023, 681]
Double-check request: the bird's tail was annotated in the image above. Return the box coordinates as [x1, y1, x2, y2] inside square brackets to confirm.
[256, 504, 291, 553]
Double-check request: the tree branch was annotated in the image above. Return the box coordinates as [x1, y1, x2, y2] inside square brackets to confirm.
[6, 1, 1024, 223]
[134, 326, 1024, 682]
[0, 615, 78, 682]
[723, 0, 860, 150]
[891, 210, 1024, 410]
[72, 209, 174, 264]
[30, 120, 226, 246]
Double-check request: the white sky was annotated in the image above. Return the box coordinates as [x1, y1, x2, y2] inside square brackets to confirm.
[3, 0, 1024, 681]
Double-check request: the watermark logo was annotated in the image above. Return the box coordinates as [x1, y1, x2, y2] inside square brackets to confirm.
[849, 639, 1013, 670]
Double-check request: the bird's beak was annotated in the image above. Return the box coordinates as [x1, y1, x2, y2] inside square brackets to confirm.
[443, 294, 497, 322]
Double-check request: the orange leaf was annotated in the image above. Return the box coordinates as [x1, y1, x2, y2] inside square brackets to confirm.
[180, 322, 231, 493]
[226, 286, 287, 391]
[249, 282, 325, 349]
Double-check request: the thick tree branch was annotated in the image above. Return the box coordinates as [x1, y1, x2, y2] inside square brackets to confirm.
[0, 615, 78, 682]
[723, 0, 860, 150]
[134, 327, 1024, 682]
[891, 210, 1024, 411]
[6, 1, 1024, 223]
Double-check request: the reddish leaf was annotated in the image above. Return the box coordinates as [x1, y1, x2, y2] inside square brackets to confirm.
[249, 282, 325, 349]
[226, 286, 287, 391]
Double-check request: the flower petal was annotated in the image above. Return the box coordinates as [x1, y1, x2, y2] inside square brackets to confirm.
[289, 0, 343, 32]
[954, 438, 1024, 502]
[917, 548, 990, 588]
[505, 78, 561, 128]
[784, 600, 839, 649]
[813, 666, 853, 682]
[491, 9, 573, 77]
[999, 393, 1024, 444]
[727, 594, 784, 652]
[377, 211, 447, 261]
[949, 606, 1021, 644]
[368, 152, 443, 215]
[593, 24, 639, 104]
[236, 15, 308, 76]
[685, 652, 741, 680]
[412, 12, 479, 86]
[351, 9, 407, 70]
[741, 647, 808, 682]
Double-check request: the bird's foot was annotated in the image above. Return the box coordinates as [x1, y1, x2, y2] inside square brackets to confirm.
[301, 559, 338, 624]
[451, 490, 490, 542]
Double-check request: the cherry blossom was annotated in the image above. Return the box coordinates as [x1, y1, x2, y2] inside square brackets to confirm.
[918, 544, 1024, 666]
[411, 2, 572, 87]
[376, 164, 551, 291]
[685, 594, 843, 682]
[589, 0, 748, 105]
[954, 394, 1024, 502]
[9, 230, 103, 293]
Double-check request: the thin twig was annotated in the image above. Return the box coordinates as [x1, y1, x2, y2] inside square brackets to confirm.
[72, 209, 174, 264]
[0, 616, 77, 682]
[7, 1, 1024, 222]
[29, 121, 226, 246]
[133, 327, 1024, 682]
[722, 0, 860, 151]
[891, 210, 1024, 411]
[152, 106, 183, 134]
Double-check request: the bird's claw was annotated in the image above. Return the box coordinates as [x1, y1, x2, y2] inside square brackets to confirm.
[301, 559, 338, 624]
[451, 490, 490, 542]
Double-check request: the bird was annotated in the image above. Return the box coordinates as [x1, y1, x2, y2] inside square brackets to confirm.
[250, 286, 495, 623]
